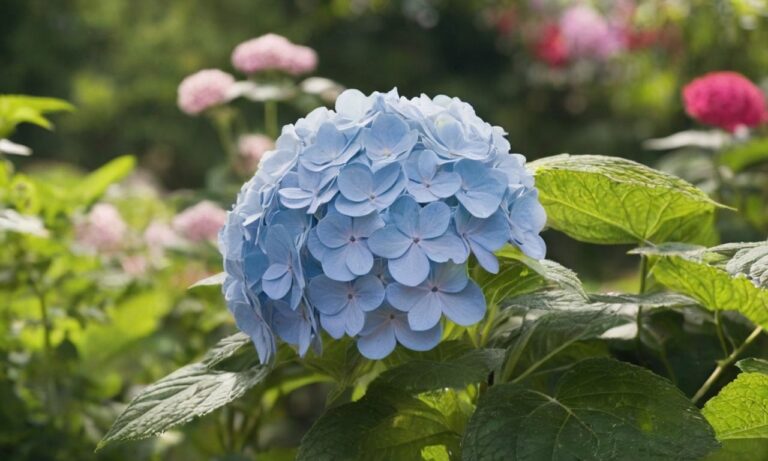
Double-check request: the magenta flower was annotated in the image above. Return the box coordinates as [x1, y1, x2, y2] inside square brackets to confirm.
[231, 33, 318, 75]
[173, 201, 227, 243]
[683, 72, 768, 132]
[177, 69, 235, 115]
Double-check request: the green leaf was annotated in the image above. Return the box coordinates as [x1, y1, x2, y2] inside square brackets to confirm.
[371, 348, 504, 394]
[703, 372, 768, 440]
[724, 243, 768, 288]
[97, 333, 269, 450]
[737, 358, 768, 375]
[529, 154, 722, 245]
[652, 255, 768, 329]
[500, 310, 630, 383]
[705, 439, 768, 461]
[463, 358, 718, 461]
[0, 95, 74, 138]
[719, 138, 768, 172]
[297, 388, 467, 461]
[76, 155, 136, 205]
[188, 271, 226, 289]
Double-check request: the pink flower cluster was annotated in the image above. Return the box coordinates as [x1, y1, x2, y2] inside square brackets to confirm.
[172, 201, 227, 243]
[231, 33, 318, 75]
[559, 5, 625, 60]
[75, 203, 127, 253]
[177, 69, 235, 115]
[238, 134, 274, 169]
[683, 71, 767, 132]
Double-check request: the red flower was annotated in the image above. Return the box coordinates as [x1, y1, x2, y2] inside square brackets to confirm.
[534, 24, 568, 68]
[683, 71, 767, 132]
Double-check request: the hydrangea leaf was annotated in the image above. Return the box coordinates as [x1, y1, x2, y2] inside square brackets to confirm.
[76, 155, 136, 205]
[297, 388, 468, 461]
[370, 348, 504, 394]
[463, 358, 718, 461]
[529, 154, 722, 245]
[499, 310, 630, 383]
[0, 94, 74, 138]
[737, 358, 768, 375]
[97, 333, 269, 450]
[702, 372, 768, 440]
[651, 255, 768, 329]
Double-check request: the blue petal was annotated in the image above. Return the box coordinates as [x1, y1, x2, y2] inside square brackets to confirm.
[407, 292, 443, 331]
[440, 281, 486, 326]
[345, 241, 374, 276]
[388, 245, 430, 287]
[418, 201, 451, 239]
[262, 270, 292, 301]
[389, 195, 421, 237]
[393, 319, 442, 352]
[316, 213, 352, 248]
[320, 246, 356, 282]
[352, 275, 385, 312]
[372, 162, 404, 195]
[334, 195, 377, 217]
[367, 225, 412, 259]
[337, 163, 373, 201]
[357, 321, 396, 359]
[352, 212, 385, 238]
[344, 304, 365, 336]
[432, 262, 469, 293]
[406, 181, 439, 203]
[455, 160, 507, 218]
[386, 283, 429, 312]
[232, 298, 275, 364]
[428, 171, 461, 198]
[419, 233, 467, 264]
[320, 311, 347, 339]
[308, 275, 349, 315]
[471, 242, 499, 273]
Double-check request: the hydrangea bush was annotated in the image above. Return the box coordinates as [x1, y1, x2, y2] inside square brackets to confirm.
[220, 88, 546, 361]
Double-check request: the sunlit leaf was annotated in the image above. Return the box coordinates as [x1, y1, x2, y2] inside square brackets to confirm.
[703, 372, 768, 440]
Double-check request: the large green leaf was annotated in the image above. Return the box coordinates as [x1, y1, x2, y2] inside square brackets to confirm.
[0, 95, 74, 138]
[737, 358, 768, 375]
[529, 154, 721, 245]
[297, 388, 468, 461]
[724, 243, 768, 288]
[371, 348, 504, 394]
[500, 310, 629, 383]
[97, 333, 269, 450]
[463, 358, 718, 461]
[652, 255, 768, 329]
[703, 372, 768, 440]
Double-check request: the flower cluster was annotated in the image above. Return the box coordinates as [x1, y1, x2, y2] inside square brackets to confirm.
[232, 33, 318, 76]
[177, 69, 236, 115]
[75, 203, 127, 253]
[173, 201, 228, 243]
[220, 89, 546, 362]
[683, 71, 767, 133]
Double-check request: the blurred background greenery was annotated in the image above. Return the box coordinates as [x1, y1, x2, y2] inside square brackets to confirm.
[2, 1, 768, 459]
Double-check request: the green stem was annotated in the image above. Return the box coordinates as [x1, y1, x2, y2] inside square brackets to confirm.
[264, 100, 278, 139]
[714, 311, 730, 358]
[30, 273, 57, 419]
[692, 325, 763, 404]
[211, 111, 238, 166]
[635, 255, 649, 359]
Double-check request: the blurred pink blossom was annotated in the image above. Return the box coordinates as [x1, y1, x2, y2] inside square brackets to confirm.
[121, 255, 148, 276]
[559, 4, 625, 60]
[177, 69, 235, 115]
[238, 134, 274, 170]
[231, 33, 318, 75]
[75, 203, 127, 253]
[144, 221, 180, 255]
[173, 201, 227, 243]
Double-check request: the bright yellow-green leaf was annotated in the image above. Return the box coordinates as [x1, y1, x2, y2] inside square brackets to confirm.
[703, 373, 768, 440]
[529, 154, 722, 245]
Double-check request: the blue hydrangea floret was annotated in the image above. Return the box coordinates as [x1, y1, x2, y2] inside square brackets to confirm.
[219, 88, 547, 362]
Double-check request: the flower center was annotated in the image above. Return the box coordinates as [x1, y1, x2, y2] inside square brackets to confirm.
[347, 293, 354, 300]
[413, 237, 421, 244]
[430, 286, 439, 293]
[349, 236, 357, 242]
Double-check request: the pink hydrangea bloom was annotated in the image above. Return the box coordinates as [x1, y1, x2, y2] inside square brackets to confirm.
[559, 5, 625, 60]
[75, 203, 127, 253]
[177, 69, 235, 115]
[143, 220, 180, 256]
[173, 201, 227, 243]
[121, 255, 148, 276]
[231, 33, 318, 75]
[534, 23, 569, 67]
[683, 71, 768, 132]
[238, 134, 274, 169]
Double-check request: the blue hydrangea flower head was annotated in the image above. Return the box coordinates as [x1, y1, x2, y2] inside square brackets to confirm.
[220, 88, 546, 361]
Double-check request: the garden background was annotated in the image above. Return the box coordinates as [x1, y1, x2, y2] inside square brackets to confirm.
[2, 1, 768, 460]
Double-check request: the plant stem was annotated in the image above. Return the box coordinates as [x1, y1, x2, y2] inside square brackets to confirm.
[264, 100, 278, 139]
[211, 112, 238, 165]
[714, 311, 730, 358]
[29, 273, 57, 417]
[635, 255, 649, 359]
[692, 325, 763, 404]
